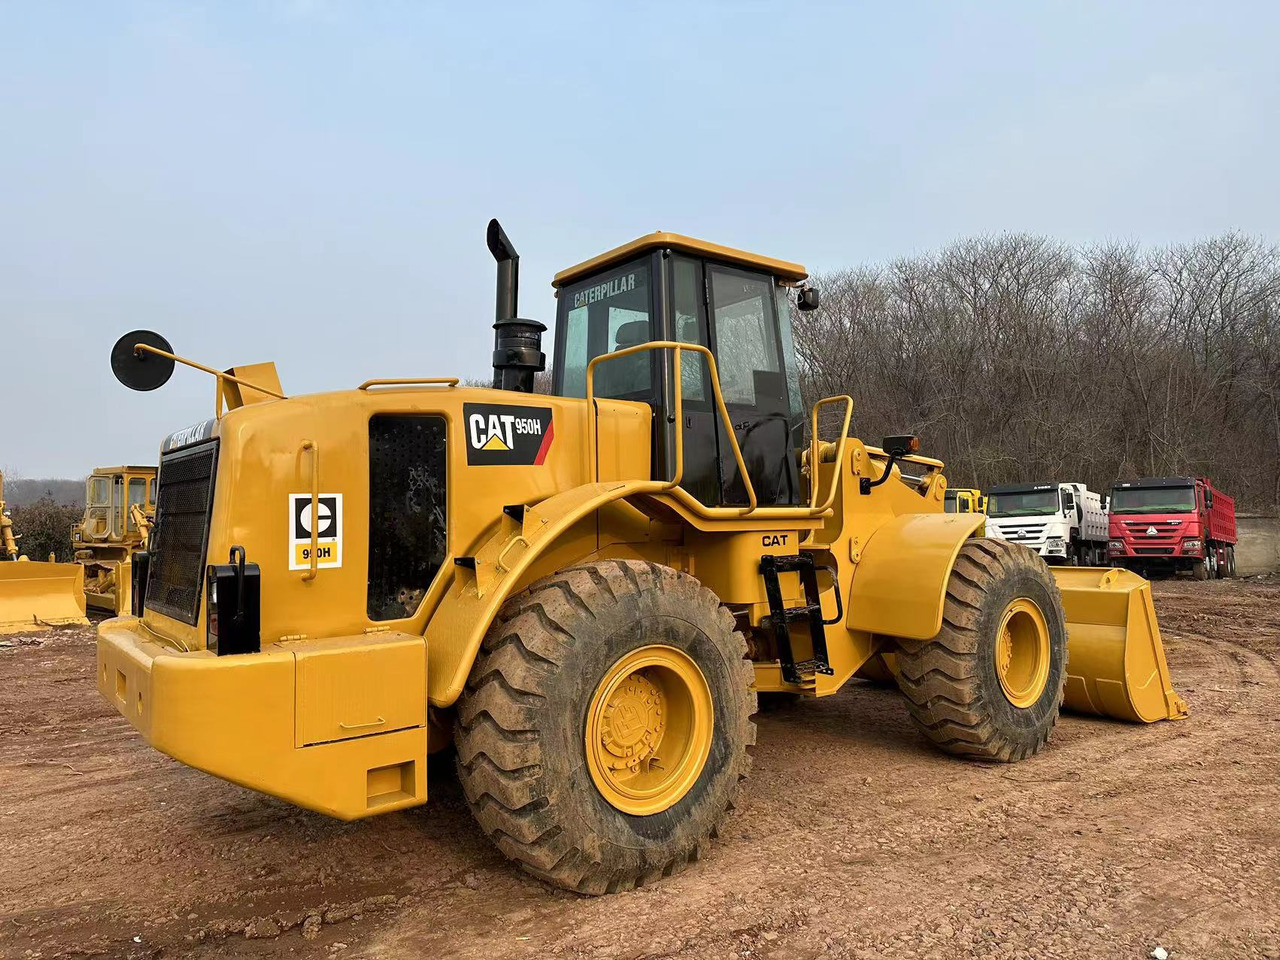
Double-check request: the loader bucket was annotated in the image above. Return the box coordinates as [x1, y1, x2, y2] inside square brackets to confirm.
[1052, 567, 1188, 723]
[0, 561, 90, 635]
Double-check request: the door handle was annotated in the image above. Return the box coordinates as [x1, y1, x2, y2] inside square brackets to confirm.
[339, 716, 386, 731]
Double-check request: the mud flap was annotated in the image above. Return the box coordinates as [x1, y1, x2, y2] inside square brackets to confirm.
[1052, 567, 1188, 723]
[0, 561, 89, 634]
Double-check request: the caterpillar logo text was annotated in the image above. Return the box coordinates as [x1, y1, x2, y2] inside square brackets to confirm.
[463, 403, 555, 466]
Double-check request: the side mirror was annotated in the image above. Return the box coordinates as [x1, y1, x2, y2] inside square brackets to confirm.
[111, 330, 175, 392]
[797, 286, 820, 311]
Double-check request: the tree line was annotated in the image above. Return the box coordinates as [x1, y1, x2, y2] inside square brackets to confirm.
[792, 233, 1280, 513]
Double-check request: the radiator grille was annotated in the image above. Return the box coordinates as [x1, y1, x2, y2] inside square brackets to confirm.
[146, 441, 218, 625]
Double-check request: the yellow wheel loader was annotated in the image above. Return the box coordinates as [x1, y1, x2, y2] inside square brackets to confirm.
[944, 486, 986, 514]
[71, 465, 156, 615]
[96, 223, 1186, 894]
[0, 471, 89, 634]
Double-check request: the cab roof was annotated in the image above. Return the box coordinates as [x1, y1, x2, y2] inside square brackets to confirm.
[90, 466, 157, 476]
[988, 482, 1057, 494]
[552, 232, 809, 289]
[1114, 477, 1196, 489]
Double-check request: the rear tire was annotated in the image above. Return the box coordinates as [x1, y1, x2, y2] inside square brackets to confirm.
[894, 539, 1067, 762]
[454, 560, 756, 894]
[1226, 546, 1237, 578]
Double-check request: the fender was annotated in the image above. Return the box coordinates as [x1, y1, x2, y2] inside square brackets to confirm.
[424, 479, 659, 707]
[844, 513, 986, 640]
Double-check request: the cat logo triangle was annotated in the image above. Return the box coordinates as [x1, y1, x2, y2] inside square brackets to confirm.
[481, 433, 511, 451]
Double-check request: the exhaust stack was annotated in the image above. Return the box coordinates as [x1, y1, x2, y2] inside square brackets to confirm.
[487, 219, 545, 393]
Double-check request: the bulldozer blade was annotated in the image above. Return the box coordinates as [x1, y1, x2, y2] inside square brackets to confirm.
[0, 561, 90, 635]
[1052, 567, 1188, 723]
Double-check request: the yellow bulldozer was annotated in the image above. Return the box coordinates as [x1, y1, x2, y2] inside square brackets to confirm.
[96, 222, 1186, 893]
[72, 465, 156, 615]
[0, 471, 89, 634]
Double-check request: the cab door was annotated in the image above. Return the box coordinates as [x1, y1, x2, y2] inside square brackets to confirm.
[666, 255, 722, 506]
[704, 264, 802, 506]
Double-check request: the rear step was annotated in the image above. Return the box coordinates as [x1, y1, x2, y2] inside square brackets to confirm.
[759, 554, 842, 685]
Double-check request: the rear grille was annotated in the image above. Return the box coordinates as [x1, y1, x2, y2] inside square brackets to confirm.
[146, 441, 218, 625]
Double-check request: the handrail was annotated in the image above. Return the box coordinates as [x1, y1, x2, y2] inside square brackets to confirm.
[808, 395, 854, 511]
[358, 377, 460, 391]
[301, 440, 319, 582]
[585, 341, 855, 520]
[586, 340, 759, 514]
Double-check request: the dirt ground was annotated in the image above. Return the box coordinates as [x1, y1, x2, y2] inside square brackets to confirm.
[1, 578, 1277, 960]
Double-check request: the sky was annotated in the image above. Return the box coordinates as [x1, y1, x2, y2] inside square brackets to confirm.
[2, 1, 1277, 477]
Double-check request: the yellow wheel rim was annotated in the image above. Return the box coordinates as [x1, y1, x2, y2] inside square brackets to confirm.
[584, 645, 714, 816]
[993, 597, 1051, 708]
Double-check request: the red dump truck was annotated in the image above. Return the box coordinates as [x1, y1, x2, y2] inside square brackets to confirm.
[1108, 476, 1237, 579]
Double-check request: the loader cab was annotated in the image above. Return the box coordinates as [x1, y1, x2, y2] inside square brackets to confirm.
[551, 233, 811, 507]
[945, 488, 985, 514]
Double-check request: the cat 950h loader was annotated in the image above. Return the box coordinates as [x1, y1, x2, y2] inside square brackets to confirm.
[97, 222, 1187, 894]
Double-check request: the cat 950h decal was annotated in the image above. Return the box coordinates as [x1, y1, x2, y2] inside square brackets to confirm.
[463, 403, 555, 466]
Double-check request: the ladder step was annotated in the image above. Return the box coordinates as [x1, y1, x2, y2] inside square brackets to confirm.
[791, 658, 835, 677]
[773, 605, 822, 623]
[759, 553, 838, 685]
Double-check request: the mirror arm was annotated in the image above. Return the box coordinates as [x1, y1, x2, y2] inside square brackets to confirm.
[133, 344, 287, 400]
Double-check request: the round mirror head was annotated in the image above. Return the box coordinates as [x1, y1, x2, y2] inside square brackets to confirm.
[111, 330, 175, 392]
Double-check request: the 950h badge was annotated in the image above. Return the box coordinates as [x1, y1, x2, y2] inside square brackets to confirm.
[464, 402, 554, 466]
[288, 493, 343, 570]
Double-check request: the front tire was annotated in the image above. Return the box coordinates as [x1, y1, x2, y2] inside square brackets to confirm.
[894, 539, 1067, 762]
[454, 560, 756, 894]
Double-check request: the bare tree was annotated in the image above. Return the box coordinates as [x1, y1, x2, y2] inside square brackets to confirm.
[794, 233, 1280, 513]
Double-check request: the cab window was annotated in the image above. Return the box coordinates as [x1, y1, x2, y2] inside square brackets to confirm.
[126, 477, 147, 530]
[556, 259, 654, 400]
[672, 256, 709, 402]
[708, 266, 785, 409]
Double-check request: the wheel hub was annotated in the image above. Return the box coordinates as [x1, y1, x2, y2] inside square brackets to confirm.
[993, 597, 1051, 709]
[585, 645, 714, 816]
[599, 674, 665, 773]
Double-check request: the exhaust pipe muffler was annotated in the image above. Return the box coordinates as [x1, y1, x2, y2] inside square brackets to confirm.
[487, 219, 545, 393]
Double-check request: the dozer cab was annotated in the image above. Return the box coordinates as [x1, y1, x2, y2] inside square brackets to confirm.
[0, 471, 89, 634]
[97, 222, 1186, 894]
[71, 465, 156, 615]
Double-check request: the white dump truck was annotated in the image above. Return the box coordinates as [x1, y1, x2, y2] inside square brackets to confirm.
[985, 482, 1109, 565]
